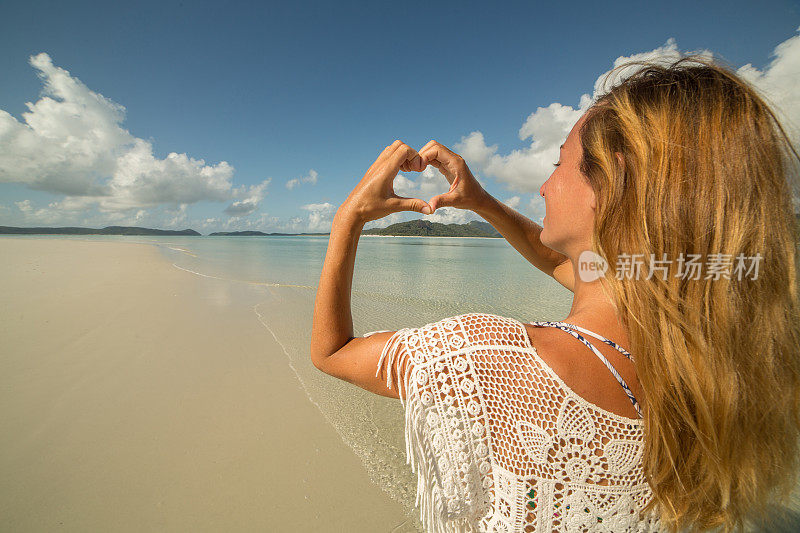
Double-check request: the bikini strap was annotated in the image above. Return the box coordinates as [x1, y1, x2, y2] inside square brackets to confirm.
[528, 320, 642, 418]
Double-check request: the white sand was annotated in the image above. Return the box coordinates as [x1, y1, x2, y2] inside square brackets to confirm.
[0, 237, 413, 532]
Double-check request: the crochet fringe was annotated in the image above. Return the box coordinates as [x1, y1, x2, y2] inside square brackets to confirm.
[374, 329, 476, 533]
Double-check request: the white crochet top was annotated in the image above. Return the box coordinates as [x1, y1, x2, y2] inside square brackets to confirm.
[363, 312, 663, 533]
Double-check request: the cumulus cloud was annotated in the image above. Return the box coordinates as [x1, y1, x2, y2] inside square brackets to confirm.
[0, 53, 237, 213]
[285, 169, 319, 190]
[199, 205, 334, 235]
[457, 32, 799, 194]
[163, 204, 188, 227]
[6, 195, 198, 229]
[300, 202, 336, 232]
[422, 207, 477, 225]
[224, 178, 272, 217]
[200, 213, 276, 232]
[15, 200, 33, 214]
[392, 166, 487, 204]
[11, 198, 84, 226]
[528, 196, 546, 225]
[736, 27, 800, 144]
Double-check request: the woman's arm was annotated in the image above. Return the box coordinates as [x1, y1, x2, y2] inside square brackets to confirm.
[309, 209, 412, 400]
[310, 140, 431, 368]
[473, 192, 574, 291]
[309, 211, 362, 368]
[418, 140, 575, 292]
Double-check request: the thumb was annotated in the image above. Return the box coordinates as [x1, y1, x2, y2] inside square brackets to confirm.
[428, 192, 455, 212]
[393, 196, 433, 215]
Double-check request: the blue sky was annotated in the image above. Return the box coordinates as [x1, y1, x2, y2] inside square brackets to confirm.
[1, 0, 798, 234]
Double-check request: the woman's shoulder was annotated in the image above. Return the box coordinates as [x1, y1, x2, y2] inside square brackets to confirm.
[521, 318, 644, 420]
[408, 312, 533, 353]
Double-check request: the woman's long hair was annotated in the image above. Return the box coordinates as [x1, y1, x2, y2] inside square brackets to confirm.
[580, 55, 800, 532]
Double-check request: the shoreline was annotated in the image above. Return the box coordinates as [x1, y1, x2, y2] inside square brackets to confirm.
[0, 237, 415, 532]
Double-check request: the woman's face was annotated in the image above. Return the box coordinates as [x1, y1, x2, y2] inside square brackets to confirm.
[538, 111, 597, 258]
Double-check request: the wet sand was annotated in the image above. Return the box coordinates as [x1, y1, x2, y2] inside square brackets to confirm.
[0, 237, 413, 532]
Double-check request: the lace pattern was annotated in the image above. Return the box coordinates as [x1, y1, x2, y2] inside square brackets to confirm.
[365, 312, 663, 533]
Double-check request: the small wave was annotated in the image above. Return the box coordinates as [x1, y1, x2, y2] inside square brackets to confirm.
[251, 301, 324, 414]
[167, 246, 198, 257]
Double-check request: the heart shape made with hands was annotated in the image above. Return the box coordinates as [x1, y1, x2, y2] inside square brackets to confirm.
[395, 142, 464, 215]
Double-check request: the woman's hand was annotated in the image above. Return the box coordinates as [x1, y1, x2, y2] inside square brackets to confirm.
[418, 140, 489, 213]
[337, 140, 433, 225]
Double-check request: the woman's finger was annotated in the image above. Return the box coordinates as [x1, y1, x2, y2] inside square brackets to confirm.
[418, 141, 461, 180]
[388, 195, 432, 215]
[400, 156, 421, 173]
[367, 140, 404, 176]
[428, 188, 458, 212]
[419, 140, 458, 162]
[385, 143, 421, 175]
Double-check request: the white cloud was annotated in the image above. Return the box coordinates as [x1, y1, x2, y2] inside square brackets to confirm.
[5, 195, 221, 230]
[198, 213, 276, 233]
[528, 196, 546, 225]
[503, 196, 521, 209]
[364, 212, 404, 229]
[393, 166, 478, 203]
[455, 98, 592, 193]
[15, 200, 32, 214]
[13, 198, 77, 226]
[286, 169, 319, 190]
[300, 201, 336, 232]
[165, 203, 189, 227]
[457, 32, 798, 194]
[224, 178, 272, 217]
[591, 37, 713, 97]
[736, 27, 800, 144]
[421, 206, 477, 225]
[0, 53, 237, 214]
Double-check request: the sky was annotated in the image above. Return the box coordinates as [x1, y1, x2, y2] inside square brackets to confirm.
[0, 0, 799, 234]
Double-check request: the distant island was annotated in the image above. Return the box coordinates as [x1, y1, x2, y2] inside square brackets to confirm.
[362, 219, 502, 237]
[211, 220, 502, 237]
[209, 230, 330, 236]
[0, 220, 502, 237]
[0, 225, 201, 236]
[2, 214, 797, 238]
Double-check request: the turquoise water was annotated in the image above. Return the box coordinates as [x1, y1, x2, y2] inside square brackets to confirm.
[6, 233, 576, 531]
[18, 233, 573, 324]
[116, 234, 571, 319]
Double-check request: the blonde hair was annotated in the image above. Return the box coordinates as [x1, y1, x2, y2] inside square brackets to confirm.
[579, 55, 800, 531]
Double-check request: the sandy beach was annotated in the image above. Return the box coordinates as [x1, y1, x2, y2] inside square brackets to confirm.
[0, 237, 413, 532]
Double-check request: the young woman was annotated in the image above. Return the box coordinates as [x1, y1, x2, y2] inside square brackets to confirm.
[310, 55, 800, 532]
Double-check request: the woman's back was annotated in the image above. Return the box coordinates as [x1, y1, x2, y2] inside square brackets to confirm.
[522, 315, 644, 421]
[370, 311, 663, 532]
